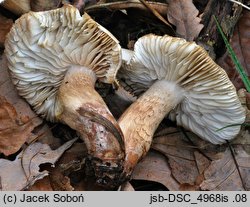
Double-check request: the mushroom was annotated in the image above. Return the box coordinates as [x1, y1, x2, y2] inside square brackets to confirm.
[118, 34, 246, 176]
[4, 5, 125, 187]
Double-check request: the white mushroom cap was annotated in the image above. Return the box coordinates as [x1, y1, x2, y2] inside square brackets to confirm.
[118, 34, 246, 144]
[4, 5, 121, 122]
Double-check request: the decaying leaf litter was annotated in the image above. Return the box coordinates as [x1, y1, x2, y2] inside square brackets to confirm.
[0, 0, 250, 191]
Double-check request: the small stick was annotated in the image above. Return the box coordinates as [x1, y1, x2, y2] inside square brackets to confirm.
[139, 0, 173, 29]
[228, 0, 250, 11]
[227, 141, 246, 191]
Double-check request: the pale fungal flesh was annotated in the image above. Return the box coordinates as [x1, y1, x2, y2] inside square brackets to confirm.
[5, 5, 124, 187]
[118, 34, 246, 175]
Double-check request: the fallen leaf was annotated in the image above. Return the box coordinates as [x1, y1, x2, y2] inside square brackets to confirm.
[120, 181, 135, 191]
[0, 96, 42, 155]
[49, 141, 106, 191]
[194, 151, 210, 175]
[0, 14, 13, 48]
[49, 142, 87, 191]
[30, 0, 61, 11]
[131, 150, 180, 190]
[217, 9, 250, 90]
[167, 0, 203, 41]
[200, 146, 250, 190]
[50, 172, 74, 191]
[238, 88, 250, 113]
[85, 0, 169, 18]
[54, 142, 87, 175]
[28, 176, 53, 191]
[152, 131, 201, 186]
[0, 138, 77, 191]
[71, 0, 85, 11]
[152, 127, 250, 191]
[0, 53, 46, 155]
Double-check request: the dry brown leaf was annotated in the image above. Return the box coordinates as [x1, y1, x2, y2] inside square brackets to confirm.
[143, 120, 250, 191]
[71, 0, 85, 11]
[217, 9, 250, 90]
[152, 128, 250, 191]
[120, 181, 135, 191]
[0, 96, 42, 155]
[151, 127, 231, 190]
[30, 0, 61, 11]
[0, 53, 45, 155]
[167, 0, 203, 41]
[28, 176, 53, 191]
[194, 151, 210, 175]
[50, 172, 74, 191]
[201, 145, 250, 190]
[152, 131, 202, 186]
[131, 150, 180, 190]
[85, 0, 169, 18]
[200, 146, 250, 191]
[49, 142, 106, 191]
[0, 138, 77, 190]
[49, 142, 86, 191]
[0, 14, 13, 48]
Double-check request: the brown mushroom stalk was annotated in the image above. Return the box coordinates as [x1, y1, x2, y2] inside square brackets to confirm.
[57, 66, 124, 185]
[118, 34, 246, 177]
[119, 80, 184, 174]
[4, 5, 125, 187]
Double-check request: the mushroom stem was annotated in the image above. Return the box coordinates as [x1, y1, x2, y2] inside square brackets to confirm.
[57, 66, 125, 185]
[118, 80, 184, 176]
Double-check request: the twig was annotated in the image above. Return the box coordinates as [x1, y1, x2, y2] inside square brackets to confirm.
[228, 0, 250, 11]
[138, 0, 173, 29]
[85, 0, 168, 16]
[227, 141, 246, 190]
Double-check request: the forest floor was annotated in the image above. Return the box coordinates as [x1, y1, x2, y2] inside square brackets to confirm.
[0, 0, 250, 191]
